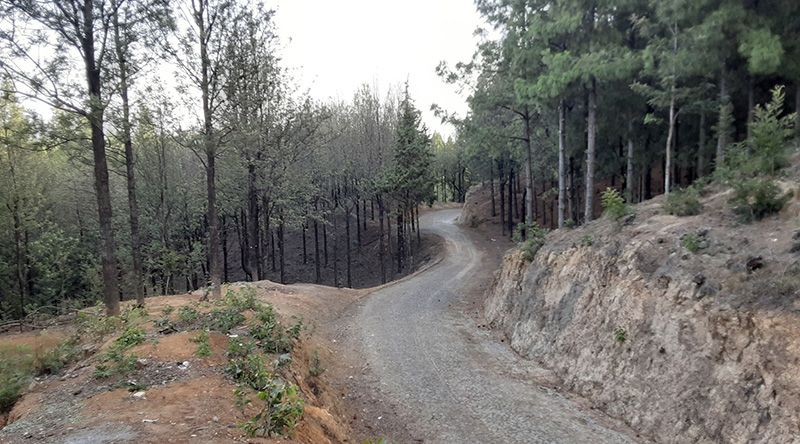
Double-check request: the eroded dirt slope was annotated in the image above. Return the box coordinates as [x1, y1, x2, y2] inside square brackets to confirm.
[485, 180, 800, 443]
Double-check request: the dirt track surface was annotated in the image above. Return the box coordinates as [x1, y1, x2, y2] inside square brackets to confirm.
[344, 209, 639, 443]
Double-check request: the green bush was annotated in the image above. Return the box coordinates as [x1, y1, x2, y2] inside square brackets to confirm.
[308, 350, 325, 378]
[0, 371, 26, 413]
[241, 378, 304, 437]
[664, 187, 702, 216]
[223, 286, 258, 311]
[601, 188, 631, 221]
[192, 330, 212, 358]
[94, 326, 145, 379]
[730, 178, 793, 223]
[204, 307, 245, 333]
[613, 327, 627, 344]
[177, 306, 200, 325]
[681, 233, 701, 253]
[514, 222, 547, 262]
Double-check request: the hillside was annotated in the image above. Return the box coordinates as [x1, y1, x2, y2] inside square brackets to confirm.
[474, 162, 800, 442]
[0, 283, 363, 443]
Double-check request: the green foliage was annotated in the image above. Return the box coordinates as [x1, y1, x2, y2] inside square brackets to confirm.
[0, 339, 79, 412]
[33, 340, 79, 375]
[308, 350, 325, 378]
[579, 234, 594, 247]
[94, 326, 146, 379]
[739, 28, 784, 75]
[601, 188, 631, 221]
[222, 286, 258, 311]
[241, 379, 304, 438]
[177, 306, 200, 325]
[192, 330, 212, 358]
[681, 233, 701, 253]
[663, 187, 702, 216]
[76, 309, 121, 338]
[730, 178, 793, 223]
[513, 222, 547, 262]
[613, 327, 627, 344]
[204, 307, 245, 333]
[226, 353, 271, 390]
[248, 305, 302, 354]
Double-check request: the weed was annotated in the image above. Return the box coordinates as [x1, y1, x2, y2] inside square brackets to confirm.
[362, 439, 388, 444]
[309, 350, 325, 378]
[205, 307, 245, 333]
[240, 378, 304, 437]
[730, 178, 793, 223]
[224, 286, 258, 311]
[579, 234, 594, 247]
[613, 327, 627, 344]
[115, 326, 146, 348]
[76, 311, 120, 338]
[192, 330, 212, 358]
[601, 188, 632, 221]
[225, 353, 270, 390]
[177, 306, 200, 325]
[681, 233, 701, 253]
[161, 305, 175, 316]
[664, 187, 702, 216]
[120, 305, 148, 326]
[513, 222, 547, 262]
[0, 371, 26, 413]
[227, 338, 257, 359]
[94, 326, 145, 379]
[33, 340, 79, 375]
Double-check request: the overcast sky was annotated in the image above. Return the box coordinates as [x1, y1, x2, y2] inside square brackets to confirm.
[270, 0, 483, 138]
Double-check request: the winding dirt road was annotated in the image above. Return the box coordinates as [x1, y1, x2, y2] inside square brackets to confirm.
[346, 209, 639, 443]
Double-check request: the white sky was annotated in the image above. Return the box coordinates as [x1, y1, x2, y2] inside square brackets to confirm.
[270, 0, 483, 138]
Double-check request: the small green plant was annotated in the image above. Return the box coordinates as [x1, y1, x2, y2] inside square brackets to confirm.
[33, 340, 79, 375]
[663, 187, 702, 216]
[94, 326, 146, 379]
[601, 188, 631, 221]
[564, 219, 576, 229]
[681, 233, 701, 253]
[579, 234, 593, 247]
[120, 305, 149, 326]
[730, 178, 793, 223]
[76, 311, 121, 338]
[308, 350, 325, 378]
[226, 353, 270, 390]
[0, 371, 26, 413]
[192, 330, 212, 358]
[224, 286, 258, 311]
[613, 327, 627, 344]
[362, 439, 388, 444]
[240, 378, 304, 437]
[161, 305, 175, 316]
[514, 222, 547, 262]
[205, 307, 245, 333]
[177, 306, 200, 325]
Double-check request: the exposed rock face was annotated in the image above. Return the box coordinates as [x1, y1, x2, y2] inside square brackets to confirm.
[484, 191, 800, 443]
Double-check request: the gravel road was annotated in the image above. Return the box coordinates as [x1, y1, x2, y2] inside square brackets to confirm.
[352, 209, 639, 443]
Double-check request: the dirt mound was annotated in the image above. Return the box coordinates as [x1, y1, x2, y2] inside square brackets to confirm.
[484, 179, 800, 443]
[0, 282, 361, 443]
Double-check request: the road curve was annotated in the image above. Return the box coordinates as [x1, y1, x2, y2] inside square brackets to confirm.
[354, 209, 637, 444]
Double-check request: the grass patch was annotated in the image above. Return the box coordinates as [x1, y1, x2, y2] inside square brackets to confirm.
[664, 186, 702, 216]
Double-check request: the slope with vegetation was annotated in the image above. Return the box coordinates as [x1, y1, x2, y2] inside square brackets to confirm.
[479, 86, 799, 442]
[0, 284, 355, 443]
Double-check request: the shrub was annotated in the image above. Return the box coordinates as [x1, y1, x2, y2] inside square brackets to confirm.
[664, 187, 702, 216]
[192, 330, 212, 358]
[746, 85, 796, 176]
[514, 222, 547, 262]
[0, 371, 26, 413]
[223, 286, 258, 311]
[94, 326, 145, 379]
[308, 350, 325, 378]
[205, 307, 245, 333]
[33, 340, 79, 375]
[681, 233, 701, 253]
[241, 379, 304, 437]
[601, 188, 631, 221]
[177, 306, 200, 325]
[225, 353, 270, 390]
[579, 234, 593, 247]
[730, 178, 793, 223]
[613, 327, 627, 344]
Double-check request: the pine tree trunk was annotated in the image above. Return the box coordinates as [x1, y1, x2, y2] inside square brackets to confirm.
[222, 215, 228, 283]
[112, 12, 143, 306]
[524, 107, 534, 224]
[498, 160, 506, 235]
[246, 164, 259, 281]
[198, 5, 222, 299]
[346, 206, 352, 287]
[557, 100, 567, 228]
[278, 216, 285, 284]
[665, 91, 676, 195]
[332, 206, 339, 287]
[302, 222, 307, 265]
[379, 197, 386, 284]
[355, 199, 361, 248]
[507, 166, 514, 235]
[584, 77, 598, 222]
[697, 111, 706, 178]
[626, 119, 635, 203]
[716, 73, 729, 168]
[490, 169, 496, 217]
[747, 76, 755, 140]
[415, 205, 421, 246]
[83, 13, 120, 314]
[396, 211, 404, 273]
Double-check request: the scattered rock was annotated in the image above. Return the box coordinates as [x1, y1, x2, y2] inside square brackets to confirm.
[746, 256, 765, 273]
[131, 391, 147, 400]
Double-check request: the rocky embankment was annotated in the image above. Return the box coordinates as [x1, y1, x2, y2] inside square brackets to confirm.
[479, 183, 800, 443]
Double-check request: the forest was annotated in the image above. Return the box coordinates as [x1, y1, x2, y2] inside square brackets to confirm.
[1, 0, 799, 321]
[0, 0, 436, 320]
